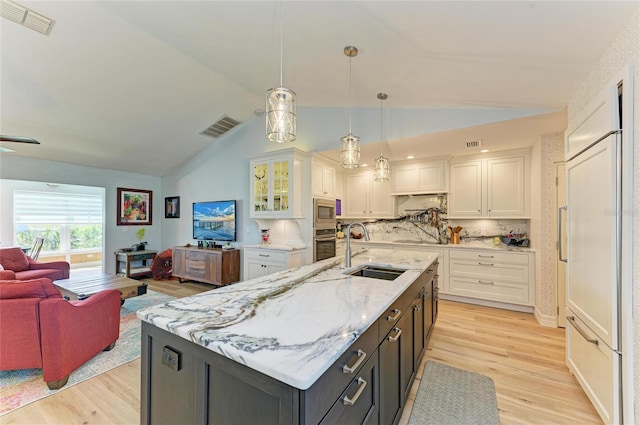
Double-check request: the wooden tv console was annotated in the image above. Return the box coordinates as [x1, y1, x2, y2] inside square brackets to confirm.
[172, 246, 240, 286]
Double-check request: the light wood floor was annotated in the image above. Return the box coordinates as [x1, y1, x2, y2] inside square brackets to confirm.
[2, 279, 602, 424]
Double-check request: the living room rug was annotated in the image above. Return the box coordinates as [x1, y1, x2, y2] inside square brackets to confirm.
[409, 360, 500, 425]
[0, 290, 176, 415]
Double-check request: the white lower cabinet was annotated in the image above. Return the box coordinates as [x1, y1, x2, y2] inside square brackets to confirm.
[243, 247, 305, 281]
[448, 249, 534, 306]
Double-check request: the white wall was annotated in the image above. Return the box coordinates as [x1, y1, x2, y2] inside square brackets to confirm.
[0, 157, 161, 274]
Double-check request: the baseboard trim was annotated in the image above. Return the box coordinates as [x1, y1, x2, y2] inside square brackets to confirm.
[534, 306, 558, 328]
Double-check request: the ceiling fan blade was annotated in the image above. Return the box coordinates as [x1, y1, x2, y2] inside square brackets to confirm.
[0, 135, 41, 144]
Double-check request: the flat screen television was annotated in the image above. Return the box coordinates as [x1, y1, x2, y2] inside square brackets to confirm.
[192, 200, 236, 242]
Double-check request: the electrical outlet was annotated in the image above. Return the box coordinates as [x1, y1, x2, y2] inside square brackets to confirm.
[246, 226, 250, 233]
[480, 228, 486, 236]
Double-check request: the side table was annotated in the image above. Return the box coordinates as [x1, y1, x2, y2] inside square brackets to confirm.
[115, 249, 157, 279]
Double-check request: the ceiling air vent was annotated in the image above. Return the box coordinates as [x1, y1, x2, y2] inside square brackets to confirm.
[201, 116, 242, 139]
[465, 139, 482, 148]
[1, 1, 55, 35]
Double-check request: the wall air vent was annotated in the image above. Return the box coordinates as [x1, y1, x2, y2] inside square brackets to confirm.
[1, 1, 55, 35]
[465, 139, 482, 148]
[201, 116, 242, 139]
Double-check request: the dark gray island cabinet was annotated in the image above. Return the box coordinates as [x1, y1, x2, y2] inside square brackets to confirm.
[140, 255, 438, 425]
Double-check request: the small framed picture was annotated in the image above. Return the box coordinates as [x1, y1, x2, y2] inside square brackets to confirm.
[165, 196, 180, 218]
[117, 188, 152, 226]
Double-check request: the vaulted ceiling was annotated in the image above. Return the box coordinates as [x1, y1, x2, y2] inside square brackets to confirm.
[1, 1, 636, 175]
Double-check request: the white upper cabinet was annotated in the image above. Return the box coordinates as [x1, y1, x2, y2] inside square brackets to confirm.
[312, 159, 337, 198]
[344, 170, 394, 218]
[391, 160, 447, 194]
[449, 151, 530, 218]
[249, 148, 306, 219]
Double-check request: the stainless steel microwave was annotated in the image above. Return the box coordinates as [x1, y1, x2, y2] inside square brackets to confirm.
[313, 198, 336, 229]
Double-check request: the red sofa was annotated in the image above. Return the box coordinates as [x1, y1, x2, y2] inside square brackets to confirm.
[0, 247, 70, 281]
[0, 278, 121, 389]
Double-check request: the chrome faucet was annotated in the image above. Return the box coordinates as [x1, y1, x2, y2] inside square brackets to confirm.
[345, 222, 370, 268]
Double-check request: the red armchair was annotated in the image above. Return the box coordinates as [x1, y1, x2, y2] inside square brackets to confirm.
[0, 278, 121, 389]
[0, 247, 70, 281]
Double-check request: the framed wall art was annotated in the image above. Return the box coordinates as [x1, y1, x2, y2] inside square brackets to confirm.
[165, 196, 180, 218]
[117, 187, 152, 225]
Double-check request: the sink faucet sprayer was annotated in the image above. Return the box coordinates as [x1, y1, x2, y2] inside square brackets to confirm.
[345, 222, 370, 268]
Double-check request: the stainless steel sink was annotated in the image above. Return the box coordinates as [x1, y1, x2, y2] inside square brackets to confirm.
[346, 265, 406, 281]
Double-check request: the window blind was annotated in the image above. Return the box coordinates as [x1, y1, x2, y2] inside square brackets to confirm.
[14, 190, 103, 224]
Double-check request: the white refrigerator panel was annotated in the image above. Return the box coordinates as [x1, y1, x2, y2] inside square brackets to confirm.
[566, 311, 620, 425]
[566, 134, 619, 350]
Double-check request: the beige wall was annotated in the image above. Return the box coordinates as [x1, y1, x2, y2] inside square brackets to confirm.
[566, 7, 639, 423]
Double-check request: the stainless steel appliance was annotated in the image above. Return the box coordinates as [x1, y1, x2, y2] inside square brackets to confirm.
[313, 198, 336, 229]
[562, 83, 626, 425]
[313, 228, 336, 261]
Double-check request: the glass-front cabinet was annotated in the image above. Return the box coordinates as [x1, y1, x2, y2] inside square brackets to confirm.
[249, 148, 305, 218]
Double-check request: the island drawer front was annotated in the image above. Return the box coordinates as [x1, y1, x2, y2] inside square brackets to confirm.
[449, 259, 529, 283]
[318, 350, 379, 425]
[449, 249, 529, 265]
[449, 276, 530, 305]
[302, 324, 378, 425]
[378, 273, 426, 340]
[244, 249, 287, 265]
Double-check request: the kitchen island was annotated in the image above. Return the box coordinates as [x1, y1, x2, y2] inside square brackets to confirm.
[138, 248, 439, 425]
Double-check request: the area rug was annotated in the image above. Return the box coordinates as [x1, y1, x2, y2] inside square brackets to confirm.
[409, 361, 500, 425]
[0, 290, 176, 415]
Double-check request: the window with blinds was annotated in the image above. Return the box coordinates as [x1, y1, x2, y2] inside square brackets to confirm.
[14, 190, 104, 253]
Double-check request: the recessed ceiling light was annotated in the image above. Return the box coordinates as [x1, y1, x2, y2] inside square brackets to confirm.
[480, 149, 489, 153]
[406, 155, 414, 159]
[361, 163, 368, 167]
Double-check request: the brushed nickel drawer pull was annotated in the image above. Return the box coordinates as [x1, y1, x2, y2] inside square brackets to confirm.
[414, 305, 421, 312]
[479, 254, 494, 258]
[343, 377, 367, 406]
[388, 327, 402, 342]
[478, 262, 494, 266]
[258, 254, 270, 257]
[386, 309, 401, 322]
[478, 280, 494, 285]
[342, 349, 367, 374]
[566, 316, 599, 345]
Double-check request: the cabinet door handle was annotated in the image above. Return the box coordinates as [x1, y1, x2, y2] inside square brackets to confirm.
[342, 349, 366, 374]
[259, 254, 270, 257]
[386, 308, 401, 322]
[388, 327, 402, 342]
[478, 280, 494, 285]
[478, 255, 494, 259]
[342, 377, 367, 406]
[566, 316, 599, 345]
[478, 262, 494, 266]
[413, 305, 421, 312]
[558, 206, 568, 263]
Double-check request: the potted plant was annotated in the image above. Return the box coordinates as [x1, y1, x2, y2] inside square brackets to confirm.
[135, 228, 148, 251]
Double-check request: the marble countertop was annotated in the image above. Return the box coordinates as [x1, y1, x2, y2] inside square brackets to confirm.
[350, 238, 533, 252]
[243, 243, 307, 251]
[137, 248, 438, 390]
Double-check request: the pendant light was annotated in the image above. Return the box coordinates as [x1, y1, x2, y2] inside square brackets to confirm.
[340, 46, 360, 168]
[266, 6, 296, 143]
[374, 93, 390, 182]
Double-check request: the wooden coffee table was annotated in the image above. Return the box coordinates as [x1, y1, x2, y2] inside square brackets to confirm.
[53, 273, 148, 305]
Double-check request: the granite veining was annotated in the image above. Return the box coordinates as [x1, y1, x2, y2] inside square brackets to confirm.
[137, 248, 438, 390]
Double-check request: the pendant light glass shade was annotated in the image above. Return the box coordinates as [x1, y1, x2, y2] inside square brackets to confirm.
[266, 87, 296, 143]
[340, 46, 360, 168]
[374, 92, 390, 182]
[340, 134, 360, 169]
[266, 6, 296, 143]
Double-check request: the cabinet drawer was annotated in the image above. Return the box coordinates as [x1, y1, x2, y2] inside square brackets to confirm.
[319, 349, 379, 425]
[186, 250, 209, 261]
[449, 259, 529, 284]
[449, 249, 529, 265]
[303, 324, 378, 425]
[449, 276, 530, 304]
[244, 249, 287, 265]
